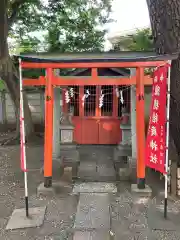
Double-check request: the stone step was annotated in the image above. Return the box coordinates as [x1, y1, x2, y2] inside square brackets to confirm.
[97, 164, 116, 179]
[73, 231, 110, 240]
[78, 176, 116, 182]
[74, 193, 110, 230]
[78, 161, 96, 178]
[73, 182, 117, 194]
[77, 161, 116, 181]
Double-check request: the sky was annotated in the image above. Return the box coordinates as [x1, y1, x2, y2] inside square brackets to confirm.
[104, 0, 150, 49]
[107, 0, 150, 37]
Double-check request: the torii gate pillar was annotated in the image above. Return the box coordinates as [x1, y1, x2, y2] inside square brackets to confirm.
[136, 67, 146, 189]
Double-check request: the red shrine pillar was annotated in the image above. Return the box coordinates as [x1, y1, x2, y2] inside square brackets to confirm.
[136, 67, 145, 189]
[44, 68, 54, 188]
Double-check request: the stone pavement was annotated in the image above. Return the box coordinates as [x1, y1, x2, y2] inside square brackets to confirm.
[0, 144, 180, 239]
[72, 182, 116, 240]
[74, 193, 110, 230]
[77, 146, 116, 181]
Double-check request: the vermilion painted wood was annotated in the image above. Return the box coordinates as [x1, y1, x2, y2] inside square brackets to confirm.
[79, 86, 84, 117]
[53, 77, 136, 86]
[23, 76, 46, 86]
[22, 75, 153, 86]
[91, 68, 98, 80]
[113, 86, 118, 118]
[44, 68, 54, 178]
[22, 59, 167, 181]
[98, 119, 121, 144]
[70, 85, 122, 145]
[96, 86, 101, 117]
[62, 88, 68, 113]
[136, 67, 145, 179]
[21, 61, 166, 69]
[81, 118, 99, 144]
[72, 117, 82, 144]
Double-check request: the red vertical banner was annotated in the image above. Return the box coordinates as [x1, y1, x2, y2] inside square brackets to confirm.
[145, 64, 169, 173]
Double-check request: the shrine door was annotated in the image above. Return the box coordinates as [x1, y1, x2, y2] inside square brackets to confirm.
[66, 85, 130, 145]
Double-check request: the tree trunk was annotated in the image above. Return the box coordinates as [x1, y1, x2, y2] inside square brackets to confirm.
[2, 61, 34, 139]
[147, 0, 180, 161]
[0, 0, 35, 141]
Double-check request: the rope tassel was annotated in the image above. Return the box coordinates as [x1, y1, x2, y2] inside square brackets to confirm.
[99, 90, 104, 108]
[65, 90, 70, 103]
[70, 88, 74, 98]
[120, 90, 124, 104]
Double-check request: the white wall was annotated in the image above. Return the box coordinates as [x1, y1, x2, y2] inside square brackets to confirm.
[0, 91, 44, 125]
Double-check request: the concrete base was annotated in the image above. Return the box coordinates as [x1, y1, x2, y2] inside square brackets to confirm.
[37, 181, 72, 197]
[60, 166, 73, 183]
[128, 157, 137, 182]
[118, 168, 131, 181]
[61, 149, 80, 179]
[40, 159, 64, 180]
[6, 206, 46, 230]
[114, 145, 132, 162]
[60, 143, 77, 151]
[131, 184, 152, 197]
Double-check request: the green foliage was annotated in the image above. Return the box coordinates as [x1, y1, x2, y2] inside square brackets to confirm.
[112, 28, 154, 75]
[45, 0, 112, 52]
[8, 0, 113, 54]
[0, 80, 5, 90]
[8, 0, 45, 36]
[7, 0, 113, 78]
[113, 28, 154, 51]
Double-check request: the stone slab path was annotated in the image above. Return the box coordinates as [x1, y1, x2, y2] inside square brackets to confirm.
[73, 230, 110, 240]
[73, 147, 117, 239]
[74, 193, 110, 230]
[73, 182, 117, 194]
[77, 146, 116, 181]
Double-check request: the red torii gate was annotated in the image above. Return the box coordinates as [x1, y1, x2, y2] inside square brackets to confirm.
[19, 52, 176, 190]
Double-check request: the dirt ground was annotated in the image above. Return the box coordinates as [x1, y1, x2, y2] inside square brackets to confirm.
[0, 132, 180, 239]
[0, 142, 78, 240]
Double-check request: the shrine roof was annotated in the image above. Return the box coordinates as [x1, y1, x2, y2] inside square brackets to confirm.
[15, 51, 178, 63]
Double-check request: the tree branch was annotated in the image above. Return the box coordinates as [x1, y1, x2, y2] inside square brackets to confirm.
[8, 0, 25, 29]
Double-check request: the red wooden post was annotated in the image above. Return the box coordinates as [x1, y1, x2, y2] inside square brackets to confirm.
[96, 86, 101, 117]
[44, 68, 54, 188]
[136, 67, 145, 189]
[113, 86, 118, 118]
[62, 88, 68, 114]
[79, 86, 84, 117]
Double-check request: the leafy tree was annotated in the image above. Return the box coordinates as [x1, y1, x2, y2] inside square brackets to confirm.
[45, 0, 112, 52]
[147, 0, 180, 162]
[113, 28, 154, 51]
[112, 28, 154, 76]
[0, 0, 112, 143]
[0, 0, 45, 143]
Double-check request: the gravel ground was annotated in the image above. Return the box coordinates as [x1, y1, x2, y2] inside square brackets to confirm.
[0, 143, 180, 239]
[0, 144, 78, 240]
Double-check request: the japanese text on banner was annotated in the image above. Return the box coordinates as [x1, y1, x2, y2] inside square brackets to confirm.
[145, 65, 168, 173]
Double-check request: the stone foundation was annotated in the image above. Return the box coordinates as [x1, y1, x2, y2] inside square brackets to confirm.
[131, 184, 152, 197]
[40, 158, 64, 180]
[61, 148, 80, 180]
[114, 144, 132, 162]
